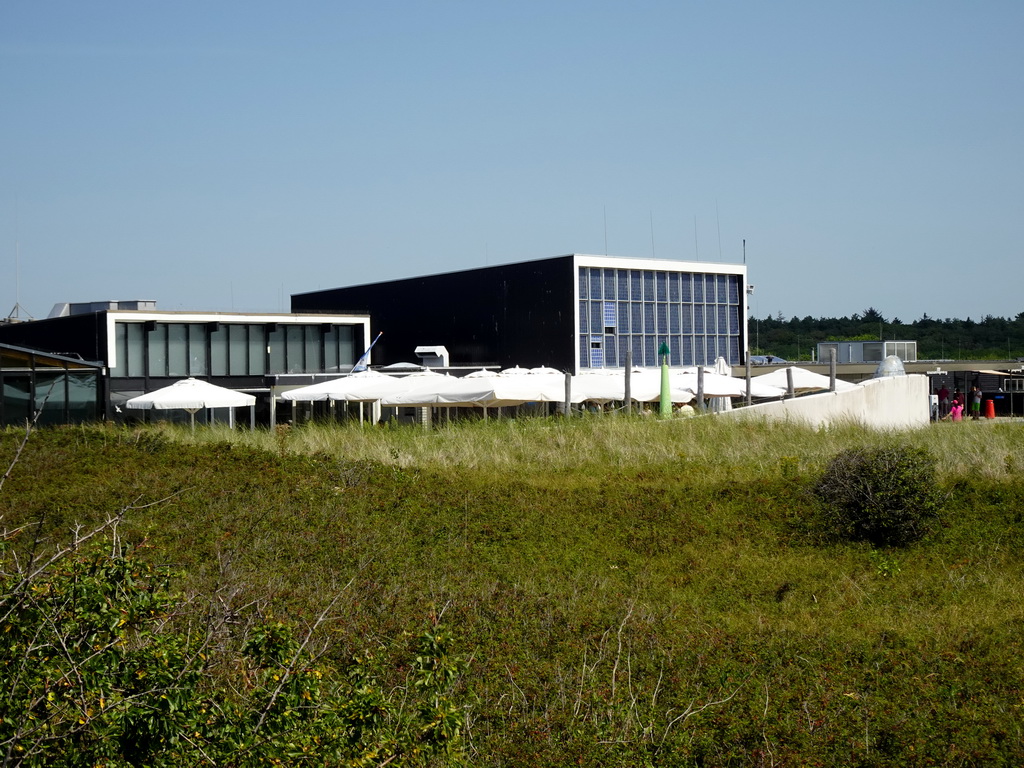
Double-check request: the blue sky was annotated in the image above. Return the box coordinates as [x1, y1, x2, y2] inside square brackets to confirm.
[2, 1, 1021, 323]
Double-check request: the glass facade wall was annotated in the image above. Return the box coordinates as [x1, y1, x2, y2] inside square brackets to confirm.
[578, 267, 742, 368]
[110, 322, 358, 378]
[1, 345, 101, 427]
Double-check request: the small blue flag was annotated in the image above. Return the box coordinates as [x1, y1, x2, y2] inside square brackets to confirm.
[351, 331, 382, 373]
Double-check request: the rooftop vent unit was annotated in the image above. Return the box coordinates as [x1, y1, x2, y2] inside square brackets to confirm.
[414, 345, 450, 368]
[49, 300, 157, 318]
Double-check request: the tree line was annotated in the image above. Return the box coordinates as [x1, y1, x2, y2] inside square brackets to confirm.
[749, 308, 1024, 361]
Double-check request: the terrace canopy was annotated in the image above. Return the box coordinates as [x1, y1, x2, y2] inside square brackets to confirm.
[282, 369, 449, 402]
[755, 366, 858, 395]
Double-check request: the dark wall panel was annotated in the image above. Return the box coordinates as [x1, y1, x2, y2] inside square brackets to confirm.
[292, 257, 577, 371]
[0, 313, 107, 363]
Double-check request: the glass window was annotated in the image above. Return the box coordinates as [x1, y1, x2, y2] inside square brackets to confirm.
[268, 327, 286, 374]
[188, 324, 207, 375]
[693, 276, 704, 304]
[579, 301, 589, 334]
[336, 325, 355, 370]
[168, 324, 188, 376]
[618, 336, 631, 367]
[229, 325, 248, 375]
[694, 337, 707, 366]
[631, 303, 643, 333]
[603, 269, 616, 299]
[670, 335, 682, 366]
[210, 326, 228, 376]
[668, 272, 680, 302]
[126, 324, 145, 377]
[643, 303, 655, 333]
[2, 375, 31, 425]
[304, 326, 322, 372]
[579, 335, 589, 368]
[643, 271, 654, 301]
[656, 304, 668, 334]
[604, 335, 617, 366]
[656, 272, 667, 302]
[324, 327, 339, 373]
[34, 372, 66, 427]
[617, 271, 629, 300]
[680, 273, 692, 302]
[631, 336, 643, 369]
[589, 268, 602, 300]
[681, 337, 694, 366]
[681, 305, 693, 334]
[705, 308, 717, 335]
[147, 325, 167, 377]
[617, 303, 630, 333]
[728, 275, 740, 304]
[112, 323, 127, 377]
[669, 304, 680, 334]
[286, 326, 304, 373]
[694, 306, 705, 334]
[590, 303, 603, 335]
[630, 271, 642, 301]
[248, 325, 267, 375]
[578, 268, 588, 299]
[603, 302, 616, 332]
[643, 337, 656, 366]
[66, 372, 98, 422]
[729, 306, 740, 334]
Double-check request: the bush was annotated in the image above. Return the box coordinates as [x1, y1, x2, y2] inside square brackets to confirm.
[0, 529, 469, 767]
[812, 445, 942, 547]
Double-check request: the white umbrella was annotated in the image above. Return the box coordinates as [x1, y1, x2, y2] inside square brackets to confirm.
[283, 370, 447, 402]
[676, 371, 786, 399]
[381, 372, 565, 409]
[572, 371, 695, 404]
[756, 366, 857, 395]
[126, 378, 256, 429]
[281, 370, 391, 402]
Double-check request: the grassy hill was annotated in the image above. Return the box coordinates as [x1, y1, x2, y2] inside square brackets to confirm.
[2, 417, 1023, 766]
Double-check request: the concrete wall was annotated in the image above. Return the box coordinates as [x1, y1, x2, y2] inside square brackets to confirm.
[725, 374, 931, 430]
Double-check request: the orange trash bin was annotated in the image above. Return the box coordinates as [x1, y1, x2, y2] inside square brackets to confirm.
[984, 399, 996, 419]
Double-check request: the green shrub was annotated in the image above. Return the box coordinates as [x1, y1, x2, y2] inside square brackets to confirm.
[0, 531, 469, 767]
[812, 445, 942, 547]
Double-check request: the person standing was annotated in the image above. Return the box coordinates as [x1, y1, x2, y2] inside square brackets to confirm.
[950, 398, 964, 422]
[937, 384, 950, 417]
[970, 386, 983, 420]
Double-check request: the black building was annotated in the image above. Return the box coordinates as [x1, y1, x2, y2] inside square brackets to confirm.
[292, 254, 750, 373]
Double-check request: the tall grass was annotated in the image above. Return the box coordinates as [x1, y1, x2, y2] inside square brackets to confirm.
[164, 414, 1024, 481]
[3, 416, 1024, 765]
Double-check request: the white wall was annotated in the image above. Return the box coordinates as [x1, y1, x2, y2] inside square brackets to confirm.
[725, 374, 931, 430]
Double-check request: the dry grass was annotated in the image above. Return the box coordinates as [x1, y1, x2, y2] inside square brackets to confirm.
[162, 414, 1024, 481]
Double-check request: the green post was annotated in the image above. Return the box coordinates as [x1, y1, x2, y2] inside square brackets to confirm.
[658, 342, 671, 418]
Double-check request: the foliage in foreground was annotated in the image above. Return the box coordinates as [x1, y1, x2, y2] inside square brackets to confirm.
[0, 521, 467, 767]
[2, 420, 1024, 766]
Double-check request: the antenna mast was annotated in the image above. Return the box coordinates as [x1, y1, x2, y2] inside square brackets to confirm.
[6, 240, 33, 323]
